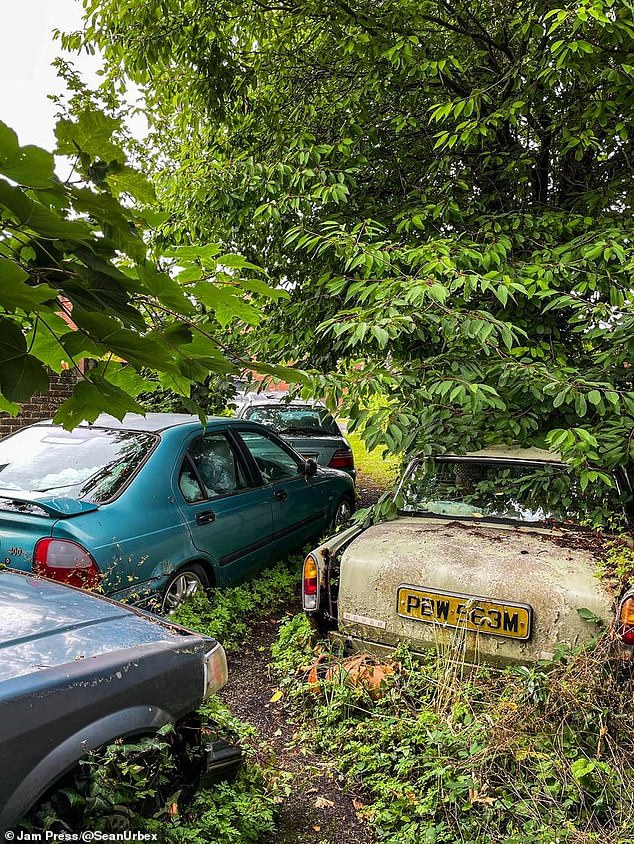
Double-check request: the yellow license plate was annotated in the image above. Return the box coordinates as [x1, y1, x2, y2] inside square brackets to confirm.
[396, 586, 532, 641]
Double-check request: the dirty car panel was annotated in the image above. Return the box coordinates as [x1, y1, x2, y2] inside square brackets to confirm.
[0, 571, 231, 831]
[304, 447, 633, 667]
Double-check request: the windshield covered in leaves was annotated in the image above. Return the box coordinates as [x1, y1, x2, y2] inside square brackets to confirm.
[0, 426, 156, 503]
[399, 459, 630, 530]
[243, 405, 340, 435]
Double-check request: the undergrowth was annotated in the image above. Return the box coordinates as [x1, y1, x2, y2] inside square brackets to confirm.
[170, 556, 300, 650]
[272, 615, 634, 844]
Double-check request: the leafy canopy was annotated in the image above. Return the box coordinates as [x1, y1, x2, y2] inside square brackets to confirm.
[66, 0, 634, 477]
[0, 110, 290, 428]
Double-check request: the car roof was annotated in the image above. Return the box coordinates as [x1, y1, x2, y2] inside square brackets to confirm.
[452, 445, 562, 463]
[34, 413, 214, 433]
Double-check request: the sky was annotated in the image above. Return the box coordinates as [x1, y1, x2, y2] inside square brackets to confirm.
[0, 0, 104, 150]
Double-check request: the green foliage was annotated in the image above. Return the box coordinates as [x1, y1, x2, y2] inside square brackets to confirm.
[170, 557, 300, 650]
[68, 0, 634, 476]
[0, 113, 293, 427]
[272, 628, 634, 844]
[23, 712, 281, 842]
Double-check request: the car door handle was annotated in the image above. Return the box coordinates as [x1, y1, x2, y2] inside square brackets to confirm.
[273, 489, 288, 501]
[196, 510, 216, 525]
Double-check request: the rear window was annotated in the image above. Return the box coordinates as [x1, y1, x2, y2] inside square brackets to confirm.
[400, 458, 630, 531]
[0, 426, 157, 503]
[243, 405, 340, 435]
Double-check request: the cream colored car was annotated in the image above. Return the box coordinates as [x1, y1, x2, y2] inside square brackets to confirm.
[303, 447, 634, 666]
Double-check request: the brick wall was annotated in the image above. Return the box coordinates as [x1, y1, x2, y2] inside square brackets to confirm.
[0, 369, 80, 437]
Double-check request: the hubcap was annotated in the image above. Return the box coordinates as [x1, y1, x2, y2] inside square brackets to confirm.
[335, 500, 352, 527]
[163, 571, 204, 612]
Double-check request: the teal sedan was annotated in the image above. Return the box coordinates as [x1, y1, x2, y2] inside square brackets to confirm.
[0, 414, 355, 611]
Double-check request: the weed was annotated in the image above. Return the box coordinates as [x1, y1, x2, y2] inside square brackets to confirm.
[171, 556, 300, 650]
[272, 622, 634, 844]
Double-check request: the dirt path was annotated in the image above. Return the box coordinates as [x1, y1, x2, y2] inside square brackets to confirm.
[219, 602, 373, 844]
[218, 476, 383, 843]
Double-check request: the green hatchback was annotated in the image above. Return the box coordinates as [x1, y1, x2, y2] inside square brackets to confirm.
[0, 413, 355, 611]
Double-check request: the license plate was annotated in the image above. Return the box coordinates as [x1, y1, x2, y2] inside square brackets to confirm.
[396, 585, 532, 641]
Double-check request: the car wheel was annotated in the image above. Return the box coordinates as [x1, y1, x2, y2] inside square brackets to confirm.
[162, 564, 210, 614]
[332, 497, 353, 529]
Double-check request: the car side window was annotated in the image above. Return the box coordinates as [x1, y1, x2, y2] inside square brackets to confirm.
[180, 434, 249, 502]
[239, 431, 303, 484]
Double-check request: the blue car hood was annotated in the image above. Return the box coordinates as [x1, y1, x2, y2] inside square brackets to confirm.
[0, 572, 192, 683]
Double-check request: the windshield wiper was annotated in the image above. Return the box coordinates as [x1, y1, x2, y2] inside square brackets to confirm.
[31, 481, 86, 493]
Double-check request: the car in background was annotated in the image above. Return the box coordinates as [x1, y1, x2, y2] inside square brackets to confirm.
[0, 413, 355, 610]
[0, 569, 236, 831]
[236, 392, 356, 482]
[303, 447, 634, 667]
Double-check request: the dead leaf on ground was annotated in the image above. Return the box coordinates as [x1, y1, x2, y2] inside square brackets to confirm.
[352, 798, 365, 810]
[269, 689, 284, 703]
[314, 796, 335, 809]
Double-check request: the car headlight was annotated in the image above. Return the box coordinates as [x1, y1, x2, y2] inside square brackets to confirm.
[203, 642, 229, 697]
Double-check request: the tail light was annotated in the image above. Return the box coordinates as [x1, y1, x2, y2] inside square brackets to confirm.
[33, 538, 101, 589]
[303, 553, 319, 611]
[617, 595, 634, 645]
[328, 449, 354, 470]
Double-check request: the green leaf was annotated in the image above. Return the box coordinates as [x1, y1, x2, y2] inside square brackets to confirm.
[0, 318, 49, 400]
[0, 121, 55, 187]
[106, 164, 156, 203]
[0, 179, 91, 242]
[55, 109, 125, 163]
[0, 258, 58, 310]
[53, 374, 145, 430]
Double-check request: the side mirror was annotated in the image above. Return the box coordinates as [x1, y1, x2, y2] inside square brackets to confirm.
[302, 458, 318, 477]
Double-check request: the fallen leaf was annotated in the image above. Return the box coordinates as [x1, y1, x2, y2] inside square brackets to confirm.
[312, 826, 321, 832]
[269, 689, 284, 703]
[273, 728, 283, 736]
[315, 796, 335, 809]
[352, 798, 365, 810]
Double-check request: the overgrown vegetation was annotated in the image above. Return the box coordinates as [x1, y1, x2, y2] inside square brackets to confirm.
[272, 616, 634, 844]
[170, 557, 300, 650]
[64, 0, 634, 481]
[22, 557, 301, 838]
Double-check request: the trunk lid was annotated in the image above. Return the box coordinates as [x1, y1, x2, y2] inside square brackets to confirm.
[338, 517, 614, 666]
[0, 492, 98, 574]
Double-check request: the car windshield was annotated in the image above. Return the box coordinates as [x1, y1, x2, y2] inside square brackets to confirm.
[243, 405, 340, 435]
[399, 458, 630, 530]
[0, 426, 157, 503]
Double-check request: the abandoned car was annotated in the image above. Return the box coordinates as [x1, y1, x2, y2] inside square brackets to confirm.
[303, 447, 634, 666]
[236, 392, 356, 481]
[0, 569, 236, 831]
[0, 413, 355, 611]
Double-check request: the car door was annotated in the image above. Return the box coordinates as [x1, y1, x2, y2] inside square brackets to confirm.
[235, 428, 329, 557]
[175, 431, 273, 585]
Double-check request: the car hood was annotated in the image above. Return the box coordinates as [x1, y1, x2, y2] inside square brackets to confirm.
[0, 571, 194, 682]
[338, 517, 615, 665]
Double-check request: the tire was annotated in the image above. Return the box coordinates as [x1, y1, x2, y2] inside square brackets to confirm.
[331, 496, 354, 530]
[162, 563, 210, 614]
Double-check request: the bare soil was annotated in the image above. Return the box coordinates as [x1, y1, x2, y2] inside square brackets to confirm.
[219, 604, 373, 844]
[217, 472, 384, 843]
